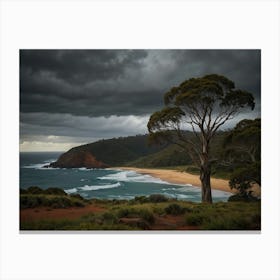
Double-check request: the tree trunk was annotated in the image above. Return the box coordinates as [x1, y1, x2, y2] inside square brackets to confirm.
[200, 161, 212, 203]
[200, 138, 213, 203]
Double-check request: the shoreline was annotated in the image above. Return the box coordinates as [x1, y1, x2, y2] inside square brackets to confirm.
[111, 167, 235, 194]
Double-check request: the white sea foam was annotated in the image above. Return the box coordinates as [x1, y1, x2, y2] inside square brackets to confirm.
[107, 194, 135, 200]
[64, 187, 78, 194]
[79, 182, 121, 191]
[78, 167, 91, 171]
[98, 170, 179, 185]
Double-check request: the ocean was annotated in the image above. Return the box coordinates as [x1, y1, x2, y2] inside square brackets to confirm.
[20, 152, 231, 202]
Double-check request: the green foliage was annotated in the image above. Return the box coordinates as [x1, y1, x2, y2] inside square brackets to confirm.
[164, 203, 186, 215]
[127, 143, 192, 167]
[69, 193, 86, 201]
[229, 162, 261, 194]
[228, 193, 259, 202]
[20, 187, 86, 209]
[22, 186, 67, 196]
[148, 194, 169, 203]
[223, 118, 261, 163]
[20, 194, 86, 209]
[185, 213, 205, 226]
[43, 187, 67, 196]
[184, 201, 261, 230]
[25, 186, 44, 194]
[117, 206, 155, 224]
[60, 135, 163, 167]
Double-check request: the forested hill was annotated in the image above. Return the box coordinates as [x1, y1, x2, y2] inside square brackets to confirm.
[49, 134, 164, 168]
[48, 132, 227, 168]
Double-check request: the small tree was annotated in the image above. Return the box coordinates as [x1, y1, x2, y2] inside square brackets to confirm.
[148, 74, 255, 203]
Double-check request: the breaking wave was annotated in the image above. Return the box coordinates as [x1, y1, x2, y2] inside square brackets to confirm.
[79, 182, 121, 191]
[98, 170, 179, 185]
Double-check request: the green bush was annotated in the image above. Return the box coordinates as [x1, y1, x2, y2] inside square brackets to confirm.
[101, 212, 118, 224]
[164, 203, 185, 215]
[202, 216, 251, 230]
[228, 194, 259, 202]
[148, 194, 169, 203]
[185, 213, 206, 226]
[134, 196, 149, 204]
[44, 188, 67, 196]
[20, 194, 86, 209]
[69, 193, 86, 201]
[117, 207, 155, 224]
[26, 186, 44, 194]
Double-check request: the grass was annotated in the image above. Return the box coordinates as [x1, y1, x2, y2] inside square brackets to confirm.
[20, 189, 261, 230]
[184, 201, 261, 230]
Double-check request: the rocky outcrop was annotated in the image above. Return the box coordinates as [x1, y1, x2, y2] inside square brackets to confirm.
[46, 150, 109, 169]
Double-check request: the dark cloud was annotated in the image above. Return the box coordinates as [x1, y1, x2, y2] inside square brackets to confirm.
[20, 50, 261, 150]
[20, 49, 261, 117]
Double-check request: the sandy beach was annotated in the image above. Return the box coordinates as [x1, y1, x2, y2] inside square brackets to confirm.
[114, 167, 261, 197]
[113, 167, 235, 193]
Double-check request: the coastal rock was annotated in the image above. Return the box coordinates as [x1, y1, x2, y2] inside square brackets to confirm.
[47, 150, 109, 169]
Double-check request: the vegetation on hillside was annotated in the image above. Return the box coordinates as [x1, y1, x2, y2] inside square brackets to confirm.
[61, 135, 164, 166]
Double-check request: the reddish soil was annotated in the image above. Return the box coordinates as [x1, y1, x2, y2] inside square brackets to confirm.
[20, 205, 199, 230]
[20, 204, 105, 222]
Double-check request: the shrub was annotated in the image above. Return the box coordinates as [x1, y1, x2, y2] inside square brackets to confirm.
[101, 212, 118, 224]
[20, 194, 86, 209]
[185, 213, 206, 226]
[228, 193, 259, 202]
[70, 193, 86, 201]
[134, 196, 149, 204]
[44, 188, 67, 196]
[148, 194, 169, 203]
[26, 186, 44, 194]
[117, 207, 155, 224]
[202, 216, 251, 230]
[164, 203, 185, 215]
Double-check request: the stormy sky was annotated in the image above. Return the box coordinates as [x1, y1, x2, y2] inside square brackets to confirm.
[20, 50, 261, 152]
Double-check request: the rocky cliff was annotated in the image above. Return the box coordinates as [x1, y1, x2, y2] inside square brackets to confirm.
[46, 150, 109, 169]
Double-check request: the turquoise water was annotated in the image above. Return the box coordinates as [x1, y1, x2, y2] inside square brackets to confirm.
[20, 152, 231, 202]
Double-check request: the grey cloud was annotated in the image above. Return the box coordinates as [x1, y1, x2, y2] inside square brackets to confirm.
[20, 49, 261, 117]
[20, 112, 149, 141]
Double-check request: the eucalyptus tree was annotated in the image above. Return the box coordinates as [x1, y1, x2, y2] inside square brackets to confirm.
[147, 74, 255, 203]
